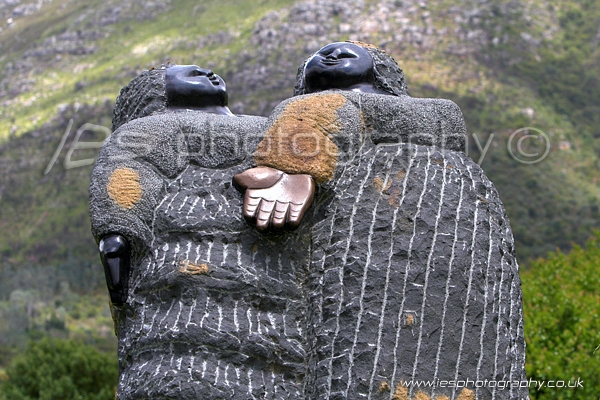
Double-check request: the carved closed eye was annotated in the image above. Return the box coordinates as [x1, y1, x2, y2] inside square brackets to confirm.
[320, 49, 358, 59]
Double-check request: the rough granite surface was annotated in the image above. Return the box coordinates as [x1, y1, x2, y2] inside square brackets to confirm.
[89, 91, 527, 399]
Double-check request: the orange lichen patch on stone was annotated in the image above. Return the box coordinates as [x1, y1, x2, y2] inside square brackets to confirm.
[434, 395, 450, 400]
[373, 176, 383, 193]
[373, 176, 383, 192]
[373, 176, 392, 194]
[414, 391, 432, 400]
[348, 40, 379, 50]
[107, 167, 142, 209]
[380, 381, 391, 393]
[389, 188, 401, 208]
[397, 170, 406, 180]
[393, 382, 409, 400]
[405, 312, 416, 327]
[254, 94, 346, 184]
[456, 388, 475, 400]
[179, 260, 209, 275]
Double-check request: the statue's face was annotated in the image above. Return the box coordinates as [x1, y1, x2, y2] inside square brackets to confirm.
[303, 42, 375, 93]
[165, 65, 228, 109]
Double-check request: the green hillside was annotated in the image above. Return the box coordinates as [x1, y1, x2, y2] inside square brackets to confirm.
[1, 0, 599, 268]
[0, 0, 599, 393]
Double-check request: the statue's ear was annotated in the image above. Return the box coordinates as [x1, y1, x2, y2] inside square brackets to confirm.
[233, 166, 284, 190]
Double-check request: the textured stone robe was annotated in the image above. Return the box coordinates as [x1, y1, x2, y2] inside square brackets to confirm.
[308, 142, 526, 400]
[90, 112, 312, 398]
[258, 91, 527, 399]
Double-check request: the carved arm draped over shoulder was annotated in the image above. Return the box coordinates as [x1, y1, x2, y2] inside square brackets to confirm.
[235, 92, 371, 231]
[240, 89, 467, 231]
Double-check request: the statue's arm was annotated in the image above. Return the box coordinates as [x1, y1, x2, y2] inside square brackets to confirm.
[90, 116, 192, 243]
[90, 118, 190, 305]
[347, 93, 467, 152]
[237, 93, 352, 231]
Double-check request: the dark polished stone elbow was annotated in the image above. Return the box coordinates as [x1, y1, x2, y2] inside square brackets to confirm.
[99, 234, 130, 306]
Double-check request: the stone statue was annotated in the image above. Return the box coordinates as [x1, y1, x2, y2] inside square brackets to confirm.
[302, 41, 391, 95]
[237, 42, 527, 399]
[165, 65, 234, 115]
[90, 64, 314, 398]
[90, 43, 527, 399]
[97, 64, 235, 306]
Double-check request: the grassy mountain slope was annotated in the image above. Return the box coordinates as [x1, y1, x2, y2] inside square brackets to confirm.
[0, 0, 599, 362]
[1, 0, 599, 268]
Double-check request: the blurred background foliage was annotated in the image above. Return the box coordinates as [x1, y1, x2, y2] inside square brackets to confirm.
[523, 234, 600, 399]
[0, 338, 117, 399]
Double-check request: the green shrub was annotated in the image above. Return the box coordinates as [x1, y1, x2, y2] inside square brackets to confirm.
[0, 338, 117, 400]
[523, 233, 600, 399]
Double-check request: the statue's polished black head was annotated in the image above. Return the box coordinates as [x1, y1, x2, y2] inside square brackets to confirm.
[165, 65, 231, 114]
[304, 42, 381, 93]
[112, 64, 233, 131]
[295, 41, 408, 97]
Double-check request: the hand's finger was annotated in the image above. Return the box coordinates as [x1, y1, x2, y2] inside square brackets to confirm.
[256, 199, 276, 231]
[271, 201, 290, 229]
[287, 202, 306, 228]
[244, 193, 262, 220]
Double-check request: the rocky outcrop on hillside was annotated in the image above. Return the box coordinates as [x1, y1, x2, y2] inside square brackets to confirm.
[0, 0, 559, 115]
[0, 0, 46, 21]
[0, 0, 562, 114]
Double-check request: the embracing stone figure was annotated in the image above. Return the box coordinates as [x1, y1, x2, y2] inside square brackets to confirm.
[90, 43, 527, 400]
[91, 65, 314, 398]
[241, 42, 527, 400]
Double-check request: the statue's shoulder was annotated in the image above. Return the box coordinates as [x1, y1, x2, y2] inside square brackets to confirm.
[111, 112, 267, 139]
[334, 92, 466, 151]
[101, 112, 269, 174]
[339, 91, 462, 115]
[273, 91, 350, 110]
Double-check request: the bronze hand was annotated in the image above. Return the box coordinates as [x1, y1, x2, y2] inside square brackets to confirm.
[234, 166, 315, 231]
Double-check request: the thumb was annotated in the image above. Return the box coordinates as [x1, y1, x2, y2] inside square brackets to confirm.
[233, 166, 284, 190]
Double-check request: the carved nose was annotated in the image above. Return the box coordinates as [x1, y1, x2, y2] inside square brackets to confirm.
[189, 66, 214, 77]
[326, 49, 342, 60]
[199, 67, 214, 76]
[329, 48, 355, 59]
